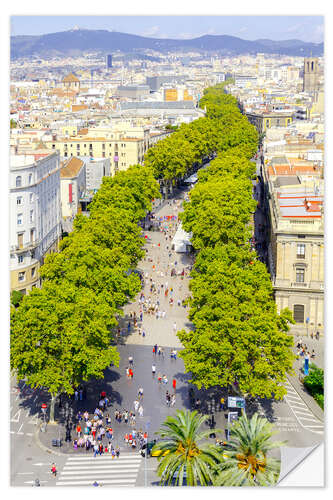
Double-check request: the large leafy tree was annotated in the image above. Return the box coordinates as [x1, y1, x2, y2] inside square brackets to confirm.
[178, 245, 295, 399]
[152, 410, 221, 486]
[214, 412, 285, 486]
[10, 282, 120, 422]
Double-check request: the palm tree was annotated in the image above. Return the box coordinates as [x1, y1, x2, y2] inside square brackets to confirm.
[214, 412, 286, 486]
[152, 409, 221, 486]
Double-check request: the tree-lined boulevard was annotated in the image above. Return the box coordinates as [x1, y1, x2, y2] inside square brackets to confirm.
[10, 83, 324, 487]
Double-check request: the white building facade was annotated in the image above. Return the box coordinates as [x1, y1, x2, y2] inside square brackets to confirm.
[10, 151, 62, 293]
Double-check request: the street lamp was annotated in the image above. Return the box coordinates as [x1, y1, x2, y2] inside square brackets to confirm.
[62, 402, 73, 442]
[41, 403, 47, 432]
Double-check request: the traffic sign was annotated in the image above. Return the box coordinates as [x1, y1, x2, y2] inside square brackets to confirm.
[228, 412, 239, 425]
[228, 397, 245, 409]
[41, 403, 47, 413]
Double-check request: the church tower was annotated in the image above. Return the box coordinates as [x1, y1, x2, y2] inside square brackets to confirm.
[303, 57, 319, 92]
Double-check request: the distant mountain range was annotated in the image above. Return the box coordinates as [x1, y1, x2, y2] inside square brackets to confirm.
[10, 29, 324, 59]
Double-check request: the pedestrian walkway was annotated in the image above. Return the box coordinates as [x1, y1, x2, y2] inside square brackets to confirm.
[55, 452, 143, 486]
[284, 380, 324, 435]
[123, 188, 193, 348]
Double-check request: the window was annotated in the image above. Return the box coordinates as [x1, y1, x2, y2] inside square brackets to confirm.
[30, 210, 34, 223]
[17, 196, 22, 205]
[30, 193, 34, 203]
[297, 243, 305, 258]
[296, 268, 305, 283]
[293, 304, 305, 323]
[18, 271, 26, 282]
[16, 176, 22, 187]
[31, 267, 36, 278]
[29, 174, 32, 184]
[18, 255, 24, 264]
[17, 213, 23, 225]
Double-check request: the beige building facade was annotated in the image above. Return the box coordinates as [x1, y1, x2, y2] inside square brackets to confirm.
[266, 178, 324, 336]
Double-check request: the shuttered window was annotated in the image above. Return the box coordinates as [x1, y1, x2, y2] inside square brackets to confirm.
[293, 304, 305, 323]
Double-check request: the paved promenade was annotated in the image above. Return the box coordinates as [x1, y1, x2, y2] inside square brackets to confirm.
[122, 187, 194, 348]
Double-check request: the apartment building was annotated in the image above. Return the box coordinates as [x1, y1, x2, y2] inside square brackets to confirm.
[246, 110, 294, 135]
[83, 157, 110, 191]
[264, 165, 324, 336]
[60, 157, 86, 219]
[47, 134, 145, 176]
[10, 151, 62, 294]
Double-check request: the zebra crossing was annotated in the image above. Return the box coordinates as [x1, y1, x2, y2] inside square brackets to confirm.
[56, 452, 143, 487]
[284, 380, 324, 435]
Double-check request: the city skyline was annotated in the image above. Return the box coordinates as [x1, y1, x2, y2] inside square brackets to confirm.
[11, 15, 324, 43]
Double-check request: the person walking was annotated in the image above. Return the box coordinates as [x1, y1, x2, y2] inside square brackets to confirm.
[138, 387, 144, 399]
[76, 423, 82, 438]
[129, 368, 134, 379]
[93, 443, 99, 457]
[134, 399, 139, 411]
[173, 322, 177, 333]
[138, 405, 144, 417]
[51, 463, 57, 477]
[172, 378, 177, 393]
[128, 355, 133, 366]
[152, 364, 156, 377]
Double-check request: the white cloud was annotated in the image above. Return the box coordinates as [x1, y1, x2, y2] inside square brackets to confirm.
[286, 23, 303, 33]
[141, 25, 160, 37]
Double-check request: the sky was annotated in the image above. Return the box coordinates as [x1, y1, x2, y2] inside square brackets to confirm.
[10, 15, 324, 43]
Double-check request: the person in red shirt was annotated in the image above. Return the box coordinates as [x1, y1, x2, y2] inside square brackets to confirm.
[76, 424, 81, 437]
[129, 368, 134, 379]
[172, 379, 176, 392]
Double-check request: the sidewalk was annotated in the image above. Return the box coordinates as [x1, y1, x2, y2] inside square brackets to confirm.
[286, 338, 324, 423]
[121, 186, 193, 348]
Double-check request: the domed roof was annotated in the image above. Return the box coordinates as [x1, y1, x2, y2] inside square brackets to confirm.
[63, 73, 80, 83]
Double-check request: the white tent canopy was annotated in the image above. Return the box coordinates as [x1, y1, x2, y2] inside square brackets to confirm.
[171, 223, 192, 253]
[183, 173, 198, 184]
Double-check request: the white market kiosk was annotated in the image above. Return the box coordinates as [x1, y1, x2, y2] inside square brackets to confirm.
[171, 223, 193, 253]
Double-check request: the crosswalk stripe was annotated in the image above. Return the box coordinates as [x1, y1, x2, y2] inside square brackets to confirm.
[56, 479, 137, 486]
[57, 452, 143, 487]
[65, 458, 141, 464]
[60, 471, 139, 477]
[64, 464, 141, 471]
[286, 396, 303, 402]
[294, 410, 316, 417]
[302, 424, 324, 429]
[67, 454, 141, 461]
[286, 400, 307, 407]
[297, 417, 323, 423]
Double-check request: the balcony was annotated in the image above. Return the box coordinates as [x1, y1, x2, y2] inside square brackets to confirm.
[10, 239, 41, 254]
[291, 282, 309, 288]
